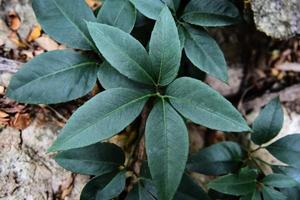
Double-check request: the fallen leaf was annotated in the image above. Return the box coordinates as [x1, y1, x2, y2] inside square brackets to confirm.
[85, 0, 101, 10]
[13, 113, 32, 130]
[0, 110, 9, 118]
[27, 24, 42, 42]
[35, 35, 59, 51]
[7, 11, 21, 31]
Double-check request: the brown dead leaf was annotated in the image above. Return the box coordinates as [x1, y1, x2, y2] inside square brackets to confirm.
[0, 110, 9, 118]
[27, 24, 42, 42]
[8, 32, 27, 48]
[35, 35, 59, 51]
[0, 86, 5, 95]
[7, 11, 21, 31]
[85, 0, 101, 10]
[12, 113, 32, 130]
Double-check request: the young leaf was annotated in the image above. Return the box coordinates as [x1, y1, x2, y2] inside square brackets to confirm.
[126, 180, 157, 200]
[208, 169, 257, 196]
[97, 0, 136, 33]
[183, 25, 228, 82]
[81, 171, 126, 200]
[149, 6, 181, 86]
[7, 50, 98, 104]
[182, 0, 240, 27]
[32, 0, 96, 50]
[266, 134, 300, 168]
[49, 88, 152, 151]
[145, 99, 189, 200]
[187, 141, 245, 175]
[174, 174, 211, 200]
[87, 22, 155, 85]
[252, 97, 283, 145]
[262, 187, 287, 200]
[129, 0, 164, 20]
[273, 165, 300, 183]
[262, 173, 298, 188]
[54, 142, 125, 175]
[240, 190, 262, 200]
[166, 77, 250, 132]
[98, 62, 151, 90]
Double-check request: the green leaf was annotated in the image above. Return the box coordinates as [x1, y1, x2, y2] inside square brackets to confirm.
[49, 88, 152, 151]
[240, 190, 261, 200]
[263, 173, 298, 188]
[149, 6, 181, 86]
[174, 174, 211, 200]
[273, 165, 300, 183]
[162, 0, 181, 12]
[7, 50, 98, 104]
[87, 22, 155, 85]
[54, 142, 125, 175]
[187, 141, 245, 175]
[97, 0, 136, 33]
[145, 99, 189, 200]
[129, 0, 164, 20]
[280, 187, 300, 200]
[177, 24, 186, 50]
[182, 0, 240, 27]
[262, 187, 287, 200]
[266, 134, 300, 168]
[208, 169, 257, 196]
[32, 0, 96, 50]
[166, 77, 250, 132]
[97, 62, 151, 90]
[252, 97, 283, 145]
[126, 180, 157, 200]
[183, 25, 228, 82]
[81, 171, 126, 200]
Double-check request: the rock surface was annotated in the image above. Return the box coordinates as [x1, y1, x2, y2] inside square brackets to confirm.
[251, 0, 300, 39]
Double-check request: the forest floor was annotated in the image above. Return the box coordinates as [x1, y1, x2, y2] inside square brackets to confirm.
[1, 0, 300, 199]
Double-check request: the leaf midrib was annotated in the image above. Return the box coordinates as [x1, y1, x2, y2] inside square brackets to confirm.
[112, 1, 126, 26]
[56, 158, 122, 166]
[13, 61, 96, 92]
[52, 0, 95, 49]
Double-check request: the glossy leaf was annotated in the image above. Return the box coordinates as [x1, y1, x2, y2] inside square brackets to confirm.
[97, 0, 136, 33]
[263, 173, 298, 188]
[87, 22, 155, 85]
[183, 25, 228, 82]
[54, 142, 125, 175]
[49, 88, 152, 151]
[174, 174, 211, 200]
[145, 99, 189, 200]
[273, 165, 300, 183]
[32, 0, 96, 49]
[149, 6, 181, 86]
[182, 0, 240, 27]
[262, 187, 287, 200]
[166, 77, 250, 132]
[7, 50, 98, 104]
[252, 97, 283, 145]
[208, 168, 257, 196]
[97, 62, 150, 90]
[266, 134, 300, 168]
[126, 180, 157, 200]
[187, 141, 245, 175]
[81, 171, 126, 200]
[129, 0, 164, 20]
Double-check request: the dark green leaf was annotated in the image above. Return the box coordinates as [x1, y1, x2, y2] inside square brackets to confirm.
[81, 171, 126, 200]
[187, 141, 245, 175]
[129, 0, 164, 20]
[273, 165, 300, 183]
[166, 77, 250, 132]
[208, 168, 257, 196]
[97, 0, 136, 33]
[49, 88, 152, 151]
[266, 134, 300, 168]
[183, 25, 227, 82]
[149, 6, 181, 86]
[126, 180, 157, 200]
[54, 142, 125, 175]
[7, 50, 98, 104]
[182, 0, 240, 27]
[280, 187, 300, 200]
[174, 174, 211, 200]
[263, 173, 298, 188]
[240, 190, 261, 200]
[97, 62, 151, 90]
[145, 99, 189, 200]
[252, 97, 283, 145]
[177, 24, 186, 50]
[32, 0, 96, 49]
[262, 187, 287, 200]
[87, 22, 155, 85]
[162, 0, 181, 12]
